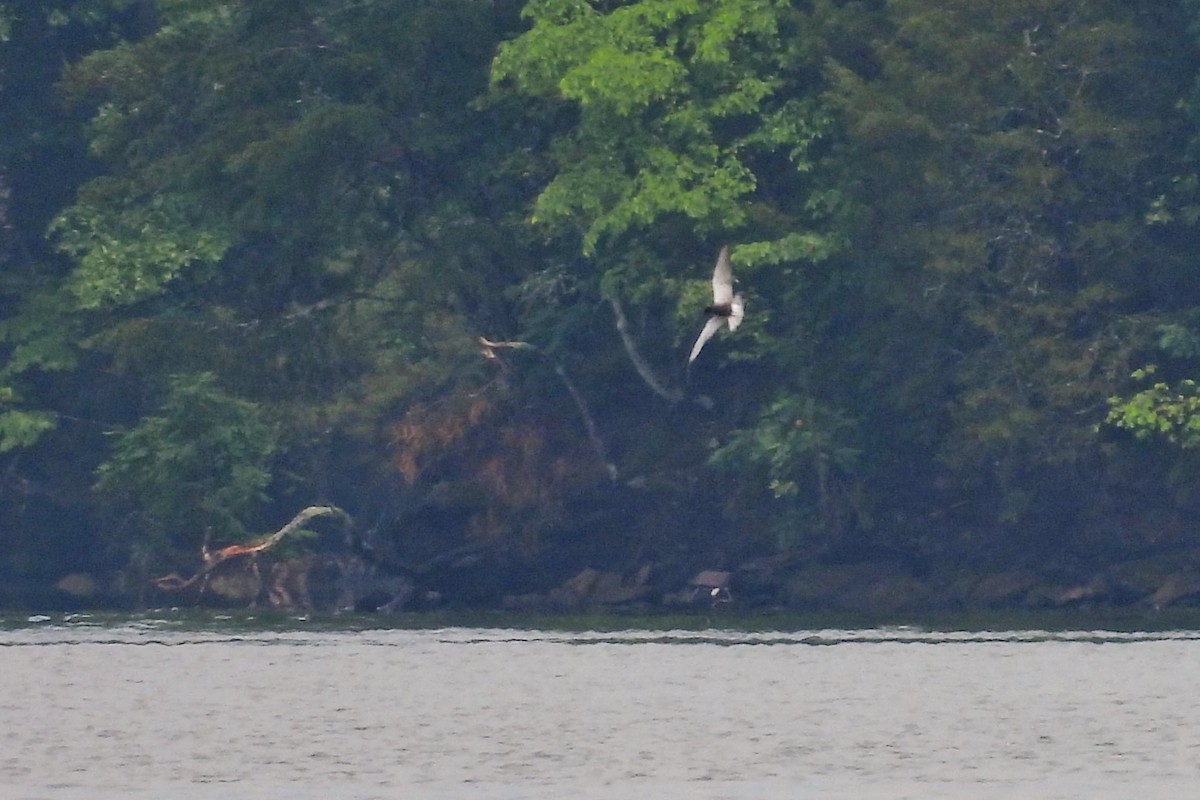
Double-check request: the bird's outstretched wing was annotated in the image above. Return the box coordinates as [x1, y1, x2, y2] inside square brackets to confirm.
[711, 246, 734, 306]
[689, 316, 725, 363]
[727, 293, 745, 332]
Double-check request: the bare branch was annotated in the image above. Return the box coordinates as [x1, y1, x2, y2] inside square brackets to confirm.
[606, 295, 684, 404]
[151, 505, 351, 592]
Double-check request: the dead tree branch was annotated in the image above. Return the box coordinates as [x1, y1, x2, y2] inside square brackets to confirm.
[606, 295, 684, 404]
[151, 504, 352, 592]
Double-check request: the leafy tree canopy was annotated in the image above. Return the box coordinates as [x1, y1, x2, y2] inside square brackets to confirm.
[4, 0, 1200, 593]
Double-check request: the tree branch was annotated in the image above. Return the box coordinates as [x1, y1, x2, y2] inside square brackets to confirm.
[606, 295, 684, 403]
[479, 337, 617, 481]
[151, 505, 351, 591]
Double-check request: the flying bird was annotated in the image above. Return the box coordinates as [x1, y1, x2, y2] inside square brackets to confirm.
[688, 245, 744, 364]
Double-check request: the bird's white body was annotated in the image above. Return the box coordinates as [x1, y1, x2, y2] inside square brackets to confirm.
[688, 246, 744, 363]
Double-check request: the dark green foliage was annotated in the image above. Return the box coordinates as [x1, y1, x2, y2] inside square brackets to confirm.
[710, 395, 865, 550]
[95, 372, 275, 568]
[4, 0, 1200, 596]
[0, 1, 140, 447]
[815, 0, 1200, 557]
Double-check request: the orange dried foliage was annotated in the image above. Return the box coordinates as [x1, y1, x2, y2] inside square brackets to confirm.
[390, 396, 497, 484]
[390, 393, 605, 545]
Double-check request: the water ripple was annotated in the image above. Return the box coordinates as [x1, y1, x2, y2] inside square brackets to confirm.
[3, 614, 1200, 798]
[4, 618, 1200, 648]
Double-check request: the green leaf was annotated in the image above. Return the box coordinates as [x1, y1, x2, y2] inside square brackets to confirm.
[0, 410, 56, 451]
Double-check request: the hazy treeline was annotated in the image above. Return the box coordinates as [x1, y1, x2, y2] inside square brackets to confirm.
[4, 0, 1200, 605]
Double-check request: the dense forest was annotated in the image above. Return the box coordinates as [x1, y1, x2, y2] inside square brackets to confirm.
[5, 0, 1200, 612]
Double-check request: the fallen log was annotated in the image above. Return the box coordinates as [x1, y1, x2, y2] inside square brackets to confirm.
[150, 505, 352, 598]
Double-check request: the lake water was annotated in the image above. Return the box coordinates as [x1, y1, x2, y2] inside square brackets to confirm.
[3, 614, 1200, 799]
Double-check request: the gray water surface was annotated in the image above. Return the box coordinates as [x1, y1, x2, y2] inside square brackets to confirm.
[3, 618, 1199, 798]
